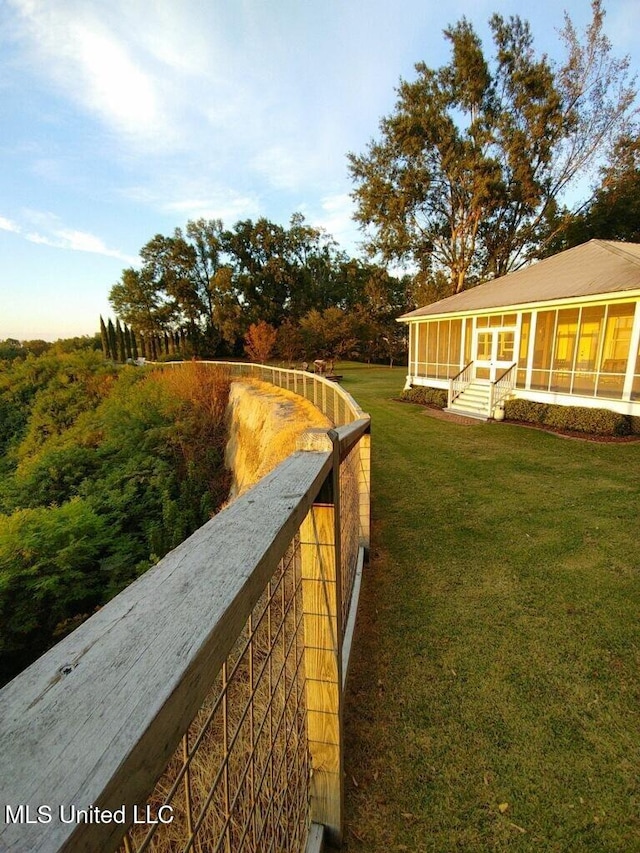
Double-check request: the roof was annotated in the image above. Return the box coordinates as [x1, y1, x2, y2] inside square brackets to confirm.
[399, 240, 640, 320]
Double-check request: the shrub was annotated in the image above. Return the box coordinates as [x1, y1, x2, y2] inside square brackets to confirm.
[542, 405, 631, 436]
[0, 499, 109, 677]
[0, 360, 233, 686]
[504, 399, 548, 423]
[629, 415, 640, 435]
[401, 386, 427, 404]
[504, 398, 631, 436]
[401, 386, 447, 408]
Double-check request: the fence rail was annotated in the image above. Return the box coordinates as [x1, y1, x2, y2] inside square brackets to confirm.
[196, 361, 367, 427]
[0, 363, 370, 853]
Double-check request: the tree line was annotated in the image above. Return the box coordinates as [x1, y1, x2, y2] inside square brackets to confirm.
[107, 2, 639, 350]
[107, 214, 411, 366]
[98, 316, 191, 362]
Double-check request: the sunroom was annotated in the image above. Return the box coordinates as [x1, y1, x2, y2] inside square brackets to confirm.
[398, 240, 640, 420]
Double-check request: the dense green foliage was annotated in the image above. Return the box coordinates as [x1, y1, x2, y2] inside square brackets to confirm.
[400, 385, 448, 408]
[0, 352, 230, 685]
[349, 1, 636, 299]
[0, 335, 101, 364]
[504, 398, 635, 436]
[108, 215, 411, 365]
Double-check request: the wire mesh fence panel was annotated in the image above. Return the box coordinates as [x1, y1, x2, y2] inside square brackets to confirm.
[323, 384, 334, 424]
[209, 362, 366, 427]
[338, 442, 360, 638]
[119, 540, 310, 853]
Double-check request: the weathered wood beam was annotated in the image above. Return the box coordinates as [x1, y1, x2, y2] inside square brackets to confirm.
[0, 450, 331, 853]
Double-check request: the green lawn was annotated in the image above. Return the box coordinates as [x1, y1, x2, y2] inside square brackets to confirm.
[338, 364, 640, 852]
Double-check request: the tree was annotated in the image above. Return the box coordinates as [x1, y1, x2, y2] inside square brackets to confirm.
[99, 316, 110, 359]
[109, 267, 174, 338]
[226, 218, 298, 328]
[276, 319, 304, 366]
[555, 134, 640, 247]
[123, 323, 133, 360]
[300, 308, 358, 362]
[115, 319, 126, 363]
[109, 214, 359, 356]
[0, 339, 23, 361]
[351, 264, 410, 364]
[348, 1, 636, 297]
[22, 340, 51, 358]
[107, 319, 117, 363]
[244, 321, 278, 363]
[0, 354, 232, 684]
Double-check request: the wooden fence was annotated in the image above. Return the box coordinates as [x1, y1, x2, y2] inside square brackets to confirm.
[214, 361, 368, 426]
[0, 364, 370, 853]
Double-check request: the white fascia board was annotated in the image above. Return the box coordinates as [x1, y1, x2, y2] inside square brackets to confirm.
[400, 289, 640, 324]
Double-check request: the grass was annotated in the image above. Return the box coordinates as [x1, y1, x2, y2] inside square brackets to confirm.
[337, 363, 640, 852]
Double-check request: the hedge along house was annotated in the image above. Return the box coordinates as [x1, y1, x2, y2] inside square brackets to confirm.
[398, 240, 640, 421]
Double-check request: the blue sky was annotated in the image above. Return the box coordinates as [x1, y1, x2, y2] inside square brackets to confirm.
[1, 0, 638, 341]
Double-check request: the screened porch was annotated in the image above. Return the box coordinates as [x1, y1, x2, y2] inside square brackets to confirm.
[407, 298, 640, 411]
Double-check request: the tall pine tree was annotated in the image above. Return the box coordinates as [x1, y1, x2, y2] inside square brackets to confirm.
[115, 319, 126, 363]
[107, 319, 118, 362]
[99, 316, 110, 359]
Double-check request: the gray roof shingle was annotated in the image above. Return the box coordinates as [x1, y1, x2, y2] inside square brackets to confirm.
[399, 240, 640, 320]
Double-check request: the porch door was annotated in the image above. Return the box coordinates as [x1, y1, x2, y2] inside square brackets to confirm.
[474, 328, 515, 381]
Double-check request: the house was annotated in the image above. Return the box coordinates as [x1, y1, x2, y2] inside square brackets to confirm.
[398, 240, 640, 420]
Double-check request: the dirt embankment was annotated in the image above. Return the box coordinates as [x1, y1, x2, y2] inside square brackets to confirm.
[225, 379, 331, 498]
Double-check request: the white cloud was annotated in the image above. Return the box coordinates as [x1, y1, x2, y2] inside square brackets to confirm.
[6, 0, 364, 185]
[69, 24, 160, 133]
[0, 216, 21, 234]
[250, 146, 303, 192]
[8, 0, 177, 150]
[121, 181, 261, 225]
[162, 193, 260, 224]
[0, 209, 137, 263]
[312, 193, 362, 255]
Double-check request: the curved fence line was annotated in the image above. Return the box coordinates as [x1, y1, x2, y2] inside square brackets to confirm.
[0, 362, 370, 853]
[162, 361, 367, 426]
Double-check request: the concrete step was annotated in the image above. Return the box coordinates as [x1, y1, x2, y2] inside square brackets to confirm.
[456, 385, 489, 395]
[453, 394, 489, 407]
[457, 391, 490, 405]
[461, 383, 490, 395]
[448, 380, 494, 419]
[451, 401, 490, 415]
[445, 405, 489, 421]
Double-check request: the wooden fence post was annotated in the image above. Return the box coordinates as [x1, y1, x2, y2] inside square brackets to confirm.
[297, 429, 343, 846]
[358, 430, 371, 554]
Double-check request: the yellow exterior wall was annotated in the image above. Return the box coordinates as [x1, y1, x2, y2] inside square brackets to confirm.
[405, 296, 640, 413]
